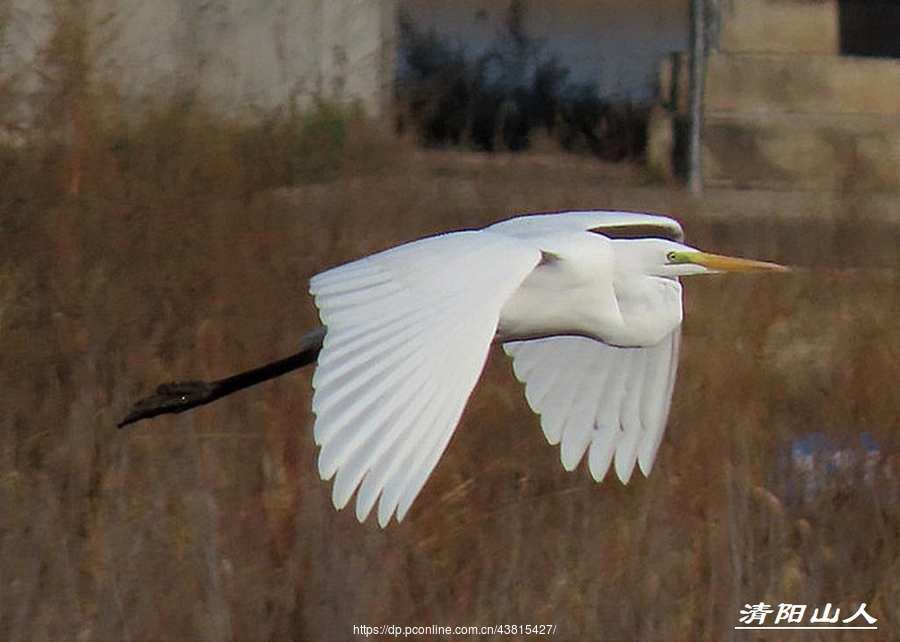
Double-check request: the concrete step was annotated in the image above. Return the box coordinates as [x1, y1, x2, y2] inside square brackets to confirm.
[718, 0, 838, 55]
[703, 112, 900, 192]
[705, 53, 900, 117]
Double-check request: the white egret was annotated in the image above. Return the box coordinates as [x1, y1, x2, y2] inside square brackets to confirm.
[309, 210, 786, 527]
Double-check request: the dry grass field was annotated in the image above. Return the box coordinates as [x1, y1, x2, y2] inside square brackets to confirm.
[2, 97, 900, 641]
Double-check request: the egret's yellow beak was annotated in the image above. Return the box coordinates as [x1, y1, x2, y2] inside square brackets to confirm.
[669, 251, 788, 273]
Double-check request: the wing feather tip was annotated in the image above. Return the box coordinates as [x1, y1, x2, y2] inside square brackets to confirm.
[588, 464, 607, 483]
[614, 456, 636, 485]
[377, 499, 395, 528]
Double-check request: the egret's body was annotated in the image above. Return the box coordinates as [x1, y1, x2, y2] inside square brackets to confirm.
[309, 210, 784, 527]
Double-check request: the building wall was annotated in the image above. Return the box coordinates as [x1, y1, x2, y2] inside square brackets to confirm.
[702, 0, 900, 192]
[0, 0, 396, 122]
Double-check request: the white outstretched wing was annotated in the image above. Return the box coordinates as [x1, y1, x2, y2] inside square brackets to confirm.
[310, 231, 541, 527]
[503, 331, 680, 484]
[488, 210, 683, 243]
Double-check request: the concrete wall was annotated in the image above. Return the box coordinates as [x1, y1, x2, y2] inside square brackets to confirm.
[0, 0, 396, 122]
[717, 0, 839, 55]
[702, 0, 900, 192]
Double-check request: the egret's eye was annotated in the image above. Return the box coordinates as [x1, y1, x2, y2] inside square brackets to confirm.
[666, 251, 679, 263]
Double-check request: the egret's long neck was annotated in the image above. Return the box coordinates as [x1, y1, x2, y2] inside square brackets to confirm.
[605, 275, 683, 347]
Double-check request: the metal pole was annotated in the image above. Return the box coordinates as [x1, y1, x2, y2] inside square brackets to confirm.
[688, 0, 706, 194]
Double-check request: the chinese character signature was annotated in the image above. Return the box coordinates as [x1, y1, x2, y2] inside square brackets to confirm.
[738, 602, 876, 627]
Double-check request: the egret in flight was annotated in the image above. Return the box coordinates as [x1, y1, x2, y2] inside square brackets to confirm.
[120, 210, 785, 528]
[309, 210, 785, 526]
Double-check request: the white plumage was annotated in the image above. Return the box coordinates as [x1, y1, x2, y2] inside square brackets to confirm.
[309, 210, 784, 527]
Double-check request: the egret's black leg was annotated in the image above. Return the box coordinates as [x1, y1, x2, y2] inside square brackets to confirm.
[118, 326, 326, 428]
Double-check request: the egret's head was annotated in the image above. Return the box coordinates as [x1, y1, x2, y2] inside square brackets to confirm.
[666, 245, 787, 276]
[620, 239, 788, 278]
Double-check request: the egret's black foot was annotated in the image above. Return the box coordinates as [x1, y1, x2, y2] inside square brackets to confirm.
[118, 381, 217, 428]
